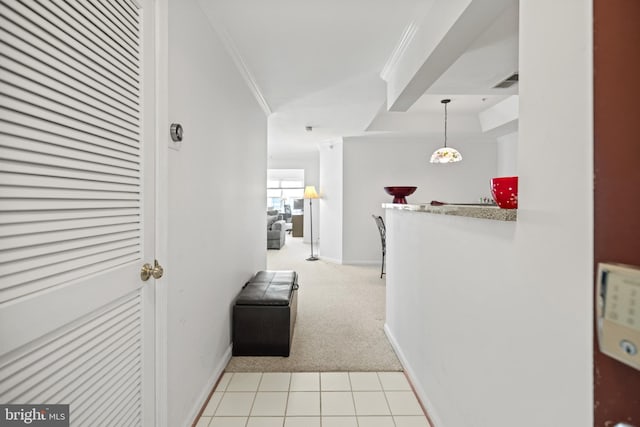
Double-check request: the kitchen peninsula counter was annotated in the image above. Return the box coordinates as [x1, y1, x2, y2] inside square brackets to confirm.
[382, 203, 517, 222]
[382, 201, 518, 426]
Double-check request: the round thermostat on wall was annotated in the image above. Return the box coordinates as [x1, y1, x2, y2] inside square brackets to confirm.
[170, 123, 183, 142]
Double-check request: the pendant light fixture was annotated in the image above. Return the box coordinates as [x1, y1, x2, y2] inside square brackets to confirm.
[430, 99, 462, 163]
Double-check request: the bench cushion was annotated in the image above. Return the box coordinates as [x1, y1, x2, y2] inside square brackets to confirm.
[235, 270, 298, 306]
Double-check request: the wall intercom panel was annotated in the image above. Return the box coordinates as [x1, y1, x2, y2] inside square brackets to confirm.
[597, 263, 640, 371]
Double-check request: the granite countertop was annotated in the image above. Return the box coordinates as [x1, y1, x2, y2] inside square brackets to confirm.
[382, 203, 517, 222]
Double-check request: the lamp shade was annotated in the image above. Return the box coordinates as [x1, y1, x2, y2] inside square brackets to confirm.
[304, 185, 319, 199]
[430, 147, 462, 163]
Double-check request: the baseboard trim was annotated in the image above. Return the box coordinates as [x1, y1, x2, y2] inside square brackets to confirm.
[384, 323, 442, 427]
[186, 344, 232, 427]
[344, 260, 379, 266]
[316, 258, 379, 266]
[319, 256, 343, 264]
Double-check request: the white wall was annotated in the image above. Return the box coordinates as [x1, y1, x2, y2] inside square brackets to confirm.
[496, 132, 518, 176]
[342, 136, 497, 264]
[167, 1, 267, 425]
[385, 1, 593, 426]
[268, 151, 319, 243]
[318, 140, 344, 263]
[496, 131, 518, 176]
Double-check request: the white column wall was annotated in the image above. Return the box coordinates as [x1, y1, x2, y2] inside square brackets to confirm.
[496, 131, 518, 177]
[318, 140, 344, 263]
[384, 1, 593, 426]
[342, 136, 497, 264]
[167, 0, 267, 425]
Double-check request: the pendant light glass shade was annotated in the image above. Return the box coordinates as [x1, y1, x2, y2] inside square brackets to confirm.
[430, 146, 462, 163]
[430, 99, 462, 164]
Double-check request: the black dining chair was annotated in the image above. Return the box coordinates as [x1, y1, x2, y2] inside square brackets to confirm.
[372, 215, 386, 279]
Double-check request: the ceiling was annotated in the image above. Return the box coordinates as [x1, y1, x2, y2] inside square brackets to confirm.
[198, 0, 519, 155]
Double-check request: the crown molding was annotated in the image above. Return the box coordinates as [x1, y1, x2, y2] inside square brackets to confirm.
[380, 20, 421, 82]
[380, 1, 434, 82]
[204, 10, 272, 116]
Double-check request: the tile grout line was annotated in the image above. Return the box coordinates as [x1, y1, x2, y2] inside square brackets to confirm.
[283, 372, 291, 426]
[248, 373, 262, 427]
[348, 373, 361, 427]
[377, 372, 398, 426]
[198, 372, 233, 425]
[318, 372, 323, 426]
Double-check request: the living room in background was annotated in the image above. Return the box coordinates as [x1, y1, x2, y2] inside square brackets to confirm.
[267, 169, 305, 232]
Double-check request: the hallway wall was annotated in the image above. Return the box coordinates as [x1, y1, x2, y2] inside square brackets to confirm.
[167, 0, 267, 425]
[318, 140, 344, 263]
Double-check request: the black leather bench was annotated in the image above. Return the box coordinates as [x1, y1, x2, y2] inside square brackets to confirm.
[232, 270, 298, 356]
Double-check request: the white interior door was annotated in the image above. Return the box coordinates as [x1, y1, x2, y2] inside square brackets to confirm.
[0, 0, 158, 425]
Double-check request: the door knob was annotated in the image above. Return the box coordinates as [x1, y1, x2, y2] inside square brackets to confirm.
[141, 259, 164, 281]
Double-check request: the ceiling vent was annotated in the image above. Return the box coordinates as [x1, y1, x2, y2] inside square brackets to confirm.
[493, 72, 519, 89]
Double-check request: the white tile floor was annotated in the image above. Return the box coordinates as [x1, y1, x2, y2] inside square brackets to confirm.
[196, 372, 431, 427]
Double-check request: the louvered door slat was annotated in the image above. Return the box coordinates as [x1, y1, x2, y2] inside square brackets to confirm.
[108, 391, 141, 427]
[0, 8, 139, 103]
[0, 83, 139, 141]
[120, 0, 140, 15]
[26, 323, 140, 404]
[1, 52, 139, 129]
[77, 363, 140, 426]
[0, 161, 139, 186]
[2, 222, 140, 252]
[37, 0, 139, 75]
[5, 315, 139, 401]
[0, 186, 139, 200]
[61, 343, 139, 411]
[1, 96, 139, 148]
[0, 215, 139, 237]
[3, 1, 139, 94]
[0, 208, 140, 225]
[86, 0, 139, 44]
[0, 252, 140, 303]
[61, 1, 139, 61]
[1, 246, 140, 292]
[0, 231, 138, 269]
[0, 239, 139, 277]
[1, 70, 139, 135]
[0, 118, 140, 161]
[20, 0, 139, 84]
[0, 146, 140, 178]
[0, 133, 139, 169]
[116, 0, 140, 23]
[0, 297, 139, 374]
[0, 173, 139, 194]
[0, 28, 139, 118]
[75, 0, 139, 54]
[0, 199, 139, 211]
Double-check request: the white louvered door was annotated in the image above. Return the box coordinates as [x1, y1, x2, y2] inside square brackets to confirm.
[0, 0, 157, 425]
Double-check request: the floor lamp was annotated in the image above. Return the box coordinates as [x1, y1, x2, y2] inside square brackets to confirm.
[304, 185, 319, 261]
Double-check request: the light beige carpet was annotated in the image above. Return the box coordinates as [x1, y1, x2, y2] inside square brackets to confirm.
[225, 236, 402, 372]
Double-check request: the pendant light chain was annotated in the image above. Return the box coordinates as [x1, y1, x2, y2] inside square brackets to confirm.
[444, 100, 448, 148]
